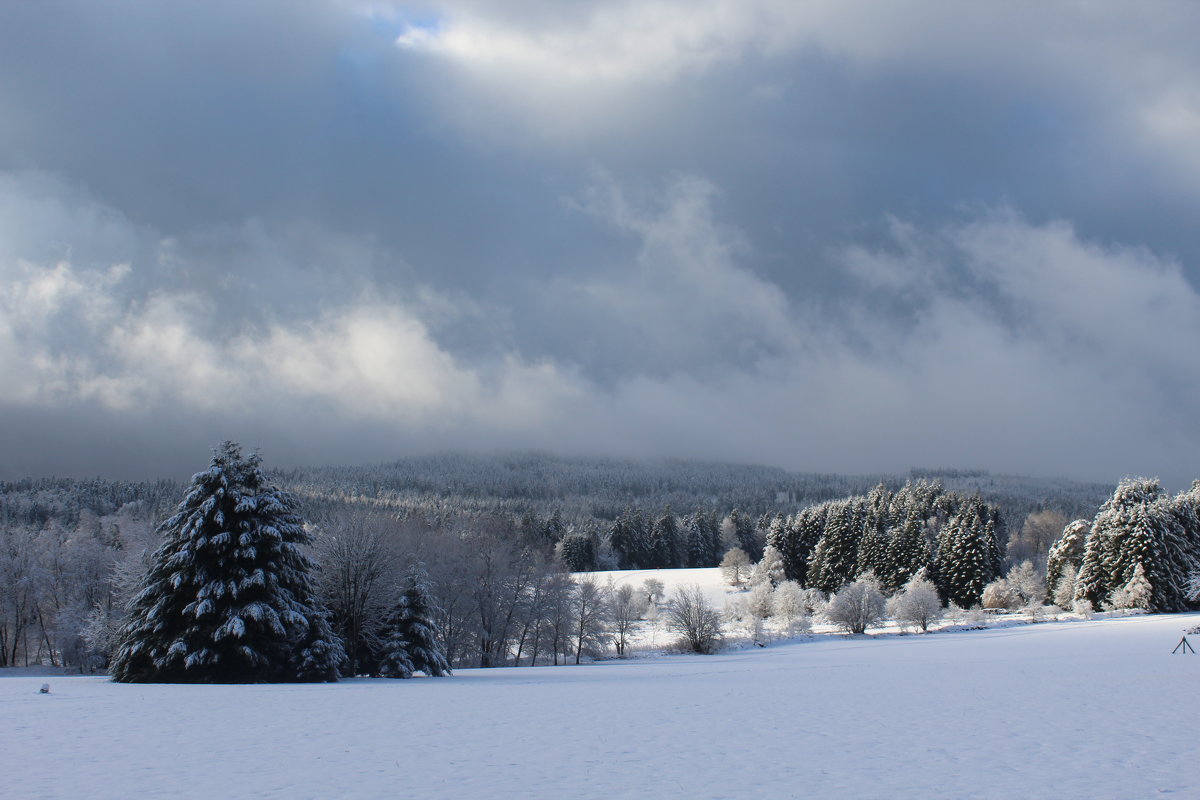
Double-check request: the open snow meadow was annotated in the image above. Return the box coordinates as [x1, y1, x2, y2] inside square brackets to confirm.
[7, 610, 1200, 800]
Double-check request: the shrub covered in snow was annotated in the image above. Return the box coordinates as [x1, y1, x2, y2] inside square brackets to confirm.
[887, 571, 943, 632]
[981, 579, 1022, 610]
[823, 573, 886, 635]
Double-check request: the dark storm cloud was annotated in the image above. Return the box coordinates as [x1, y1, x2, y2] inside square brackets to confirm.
[1, 0, 1199, 486]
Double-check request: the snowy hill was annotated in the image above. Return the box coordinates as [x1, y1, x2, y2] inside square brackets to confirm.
[586, 566, 733, 610]
[7, 612, 1200, 799]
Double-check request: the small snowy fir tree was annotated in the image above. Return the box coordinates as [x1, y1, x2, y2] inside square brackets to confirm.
[887, 570, 943, 632]
[110, 442, 345, 683]
[1105, 562, 1154, 611]
[378, 562, 451, 677]
[822, 572, 886, 635]
[1052, 563, 1078, 609]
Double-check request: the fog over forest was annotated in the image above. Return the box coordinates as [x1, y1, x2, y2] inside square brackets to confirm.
[2, 2, 1199, 486]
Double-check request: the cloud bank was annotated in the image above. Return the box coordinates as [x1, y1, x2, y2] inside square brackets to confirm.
[0, 1, 1198, 486]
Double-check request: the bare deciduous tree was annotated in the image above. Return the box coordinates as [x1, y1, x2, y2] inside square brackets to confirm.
[665, 584, 721, 654]
[313, 509, 397, 675]
[571, 576, 611, 664]
[720, 548, 751, 587]
[608, 582, 645, 658]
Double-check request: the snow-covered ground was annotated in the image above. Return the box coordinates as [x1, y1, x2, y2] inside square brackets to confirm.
[587, 566, 733, 609]
[8, 611, 1200, 799]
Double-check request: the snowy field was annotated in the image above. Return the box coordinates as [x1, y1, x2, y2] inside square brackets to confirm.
[7, 612, 1200, 800]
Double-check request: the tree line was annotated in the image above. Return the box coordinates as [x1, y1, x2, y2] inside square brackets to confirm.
[0, 449, 1123, 673]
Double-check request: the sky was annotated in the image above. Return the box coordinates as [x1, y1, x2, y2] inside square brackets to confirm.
[1, 1, 1199, 486]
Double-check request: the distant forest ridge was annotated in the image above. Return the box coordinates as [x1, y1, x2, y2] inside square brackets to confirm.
[0, 452, 1108, 532]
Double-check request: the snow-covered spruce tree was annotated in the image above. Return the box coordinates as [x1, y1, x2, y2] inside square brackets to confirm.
[768, 506, 825, 584]
[883, 512, 932, 590]
[1046, 519, 1089, 602]
[934, 498, 1001, 608]
[684, 514, 714, 569]
[378, 561, 451, 678]
[110, 442, 345, 683]
[1106, 562, 1154, 611]
[557, 531, 596, 572]
[1074, 478, 1194, 612]
[808, 501, 863, 594]
[1052, 563, 1078, 609]
[856, 517, 891, 587]
[606, 512, 637, 570]
[649, 510, 681, 569]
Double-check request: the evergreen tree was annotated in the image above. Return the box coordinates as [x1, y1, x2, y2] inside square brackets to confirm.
[807, 502, 862, 593]
[883, 512, 932, 590]
[649, 510, 681, 569]
[727, 509, 764, 561]
[628, 509, 651, 569]
[788, 506, 827, 586]
[1046, 518, 1089, 600]
[607, 509, 647, 570]
[855, 519, 891, 584]
[378, 562, 451, 678]
[558, 531, 597, 572]
[1106, 562, 1154, 611]
[934, 498, 1001, 608]
[111, 442, 345, 683]
[684, 513, 720, 568]
[542, 509, 567, 546]
[1074, 478, 1193, 612]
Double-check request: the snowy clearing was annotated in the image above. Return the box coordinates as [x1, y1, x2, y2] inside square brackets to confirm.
[7, 612, 1200, 799]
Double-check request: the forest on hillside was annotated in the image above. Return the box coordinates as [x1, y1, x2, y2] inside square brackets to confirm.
[0, 451, 1113, 672]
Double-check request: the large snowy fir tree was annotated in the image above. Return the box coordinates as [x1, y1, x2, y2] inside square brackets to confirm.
[1068, 477, 1199, 613]
[110, 442, 346, 683]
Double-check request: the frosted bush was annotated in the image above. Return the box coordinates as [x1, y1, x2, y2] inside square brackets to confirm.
[746, 583, 774, 620]
[822, 573, 886, 635]
[887, 571, 943, 632]
[1006, 561, 1046, 606]
[771, 581, 812, 637]
[981, 578, 1021, 610]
